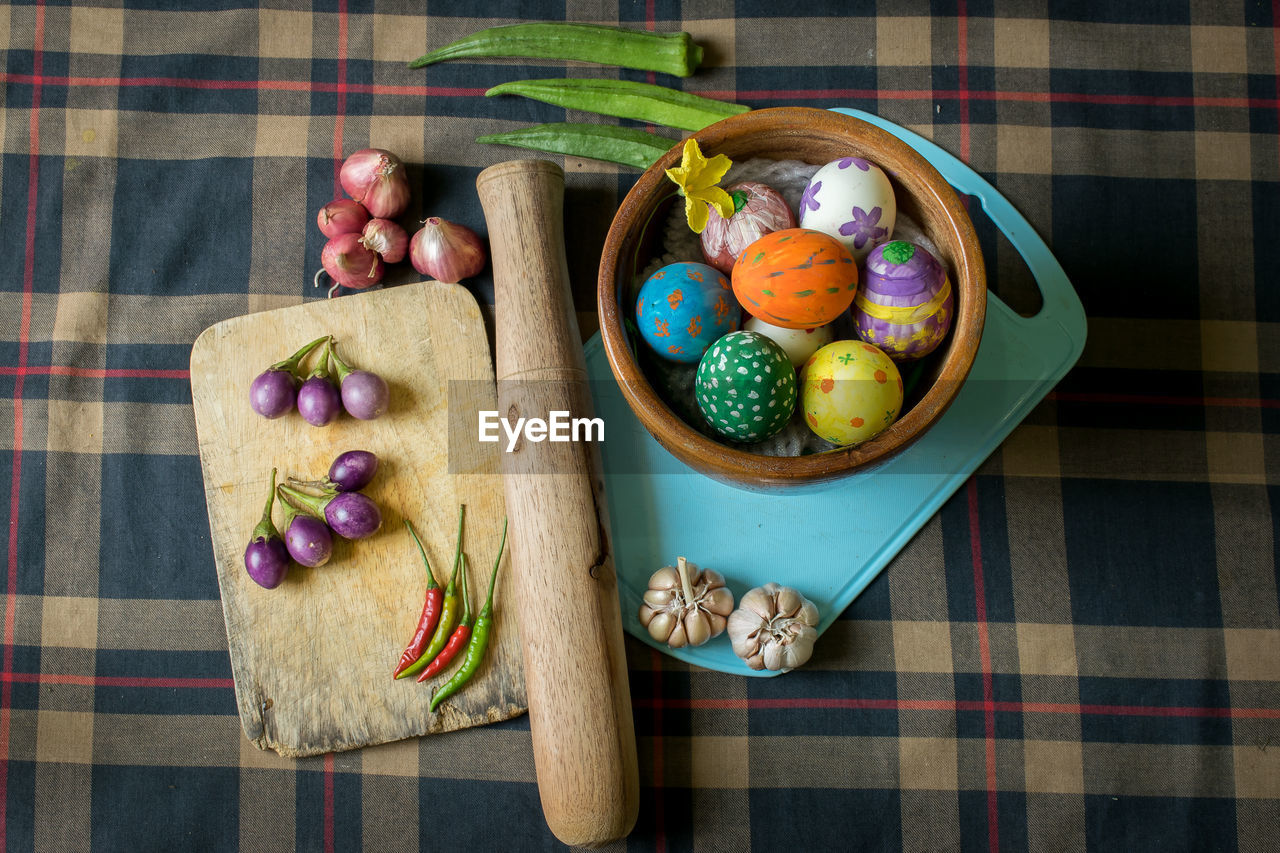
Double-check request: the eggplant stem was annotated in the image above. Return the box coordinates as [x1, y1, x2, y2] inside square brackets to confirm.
[250, 468, 280, 540]
[260, 468, 278, 520]
[303, 338, 334, 380]
[328, 340, 353, 382]
[270, 334, 329, 373]
[285, 475, 333, 494]
[277, 482, 328, 519]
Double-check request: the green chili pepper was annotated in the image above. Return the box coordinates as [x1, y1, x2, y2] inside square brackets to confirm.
[476, 122, 676, 170]
[485, 78, 748, 132]
[429, 517, 507, 712]
[396, 505, 465, 680]
[409, 22, 702, 78]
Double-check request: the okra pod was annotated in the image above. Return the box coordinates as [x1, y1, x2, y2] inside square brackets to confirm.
[486, 78, 749, 132]
[409, 22, 703, 78]
[476, 122, 677, 170]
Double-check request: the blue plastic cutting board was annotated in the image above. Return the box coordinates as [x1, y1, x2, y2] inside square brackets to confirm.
[582, 108, 1087, 676]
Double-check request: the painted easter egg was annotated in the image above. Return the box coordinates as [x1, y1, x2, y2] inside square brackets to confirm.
[744, 315, 835, 368]
[798, 157, 897, 262]
[731, 228, 858, 330]
[800, 340, 903, 447]
[696, 330, 797, 443]
[854, 240, 954, 361]
[635, 261, 739, 363]
[700, 181, 797, 274]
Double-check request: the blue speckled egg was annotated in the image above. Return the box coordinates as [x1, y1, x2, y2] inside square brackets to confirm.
[635, 262, 740, 363]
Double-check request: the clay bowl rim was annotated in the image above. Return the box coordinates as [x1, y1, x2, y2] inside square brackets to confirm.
[597, 106, 987, 488]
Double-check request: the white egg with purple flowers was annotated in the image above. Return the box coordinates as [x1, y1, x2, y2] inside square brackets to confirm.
[798, 157, 897, 262]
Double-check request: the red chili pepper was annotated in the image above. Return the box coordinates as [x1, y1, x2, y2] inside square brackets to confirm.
[418, 553, 474, 682]
[393, 507, 463, 679]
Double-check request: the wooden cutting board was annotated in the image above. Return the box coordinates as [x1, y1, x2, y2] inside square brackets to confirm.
[190, 280, 525, 757]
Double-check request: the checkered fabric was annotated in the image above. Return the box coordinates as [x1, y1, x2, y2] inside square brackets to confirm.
[2, 0, 1278, 850]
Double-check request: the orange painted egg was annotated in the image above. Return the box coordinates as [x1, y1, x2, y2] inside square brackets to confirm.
[731, 228, 858, 330]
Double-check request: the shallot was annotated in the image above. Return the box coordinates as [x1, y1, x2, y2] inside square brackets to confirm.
[243, 468, 291, 589]
[360, 218, 409, 264]
[317, 198, 370, 238]
[340, 148, 410, 219]
[319, 232, 384, 295]
[279, 483, 383, 540]
[409, 217, 487, 283]
[248, 335, 328, 419]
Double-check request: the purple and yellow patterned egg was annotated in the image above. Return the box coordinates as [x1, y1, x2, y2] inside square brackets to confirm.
[636, 261, 740, 363]
[853, 240, 953, 362]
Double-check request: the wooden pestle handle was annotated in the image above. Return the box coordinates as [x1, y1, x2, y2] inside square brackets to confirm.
[476, 160, 639, 848]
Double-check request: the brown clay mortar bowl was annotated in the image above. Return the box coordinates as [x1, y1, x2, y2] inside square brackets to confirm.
[597, 107, 987, 490]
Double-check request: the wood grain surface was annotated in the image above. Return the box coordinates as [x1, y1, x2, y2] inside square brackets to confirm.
[478, 160, 639, 847]
[190, 280, 524, 758]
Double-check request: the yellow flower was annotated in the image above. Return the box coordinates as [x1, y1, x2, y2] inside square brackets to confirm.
[664, 138, 734, 234]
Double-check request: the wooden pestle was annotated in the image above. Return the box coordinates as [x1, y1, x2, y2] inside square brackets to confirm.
[476, 160, 639, 847]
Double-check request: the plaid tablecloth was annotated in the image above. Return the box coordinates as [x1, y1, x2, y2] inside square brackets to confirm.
[3, 1, 1278, 850]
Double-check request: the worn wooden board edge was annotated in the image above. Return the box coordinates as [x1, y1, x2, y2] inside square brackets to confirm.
[190, 280, 527, 757]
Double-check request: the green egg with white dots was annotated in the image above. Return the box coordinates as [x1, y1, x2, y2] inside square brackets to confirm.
[694, 330, 797, 443]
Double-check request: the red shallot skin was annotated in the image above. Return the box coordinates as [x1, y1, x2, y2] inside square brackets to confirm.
[359, 218, 408, 264]
[409, 217, 487, 283]
[339, 148, 410, 219]
[321, 232, 384, 289]
[317, 198, 370, 238]
[700, 181, 797, 274]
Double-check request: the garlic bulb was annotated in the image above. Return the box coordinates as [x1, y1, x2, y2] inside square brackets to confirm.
[726, 583, 820, 672]
[637, 557, 734, 648]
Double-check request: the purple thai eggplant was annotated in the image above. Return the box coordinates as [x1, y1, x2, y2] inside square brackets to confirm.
[278, 488, 334, 567]
[278, 483, 382, 540]
[249, 336, 329, 419]
[243, 468, 291, 588]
